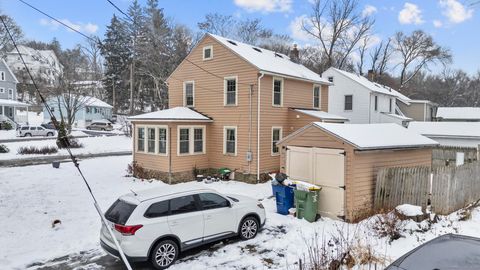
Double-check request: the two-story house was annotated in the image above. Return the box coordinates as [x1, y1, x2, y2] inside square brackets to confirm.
[129, 33, 347, 183]
[323, 67, 412, 126]
[0, 59, 30, 127]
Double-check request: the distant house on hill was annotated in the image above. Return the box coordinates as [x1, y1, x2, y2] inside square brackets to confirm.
[0, 59, 30, 128]
[43, 95, 112, 128]
[5, 45, 63, 86]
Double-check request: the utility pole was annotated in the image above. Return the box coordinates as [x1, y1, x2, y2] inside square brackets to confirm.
[129, 37, 135, 115]
[112, 78, 116, 114]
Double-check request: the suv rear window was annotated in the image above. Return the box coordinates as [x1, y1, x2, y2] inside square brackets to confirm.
[21, 127, 28, 130]
[105, 199, 137, 225]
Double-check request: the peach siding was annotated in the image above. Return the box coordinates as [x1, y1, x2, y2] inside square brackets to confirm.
[128, 34, 333, 178]
[278, 126, 432, 221]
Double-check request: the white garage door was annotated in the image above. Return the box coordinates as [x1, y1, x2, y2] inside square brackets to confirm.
[286, 146, 345, 219]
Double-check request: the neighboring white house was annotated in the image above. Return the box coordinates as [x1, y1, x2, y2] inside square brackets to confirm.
[436, 107, 480, 122]
[43, 95, 113, 128]
[408, 121, 480, 147]
[322, 68, 411, 126]
[5, 45, 63, 86]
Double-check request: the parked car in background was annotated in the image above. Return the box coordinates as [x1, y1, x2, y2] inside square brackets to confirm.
[110, 114, 117, 123]
[16, 125, 56, 137]
[40, 122, 56, 130]
[100, 187, 266, 269]
[86, 121, 113, 131]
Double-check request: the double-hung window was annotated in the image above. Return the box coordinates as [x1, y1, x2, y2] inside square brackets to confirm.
[184, 81, 194, 107]
[158, 127, 167, 154]
[344, 95, 353, 111]
[271, 127, 282, 155]
[203, 45, 213, 60]
[147, 128, 156, 153]
[313, 86, 321, 109]
[224, 76, 237, 106]
[374, 96, 378, 111]
[179, 128, 190, 154]
[224, 126, 237, 155]
[273, 78, 283, 106]
[137, 127, 145, 152]
[178, 126, 205, 155]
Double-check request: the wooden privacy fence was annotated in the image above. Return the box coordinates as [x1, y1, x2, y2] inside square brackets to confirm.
[432, 146, 478, 167]
[374, 162, 480, 215]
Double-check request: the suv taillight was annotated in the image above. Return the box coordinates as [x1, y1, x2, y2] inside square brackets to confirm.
[114, 224, 143, 235]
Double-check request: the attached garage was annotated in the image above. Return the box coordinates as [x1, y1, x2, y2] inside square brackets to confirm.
[278, 122, 438, 222]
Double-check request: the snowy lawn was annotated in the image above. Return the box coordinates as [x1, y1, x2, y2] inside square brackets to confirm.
[0, 135, 132, 160]
[1, 155, 480, 269]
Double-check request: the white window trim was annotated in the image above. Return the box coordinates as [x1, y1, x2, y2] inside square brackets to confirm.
[203, 45, 213, 60]
[313, 85, 321, 109]
[224, 75, 238, 106]
[223, 126, 238, 156]
[183, 81, 195, 107]
[177, 125, 206, 156]
[135, 125, 169, 156]
[272, 77, 284, 107]
[271, 127, 283, 156]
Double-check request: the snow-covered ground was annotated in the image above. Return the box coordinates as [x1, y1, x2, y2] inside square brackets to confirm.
[0, 135, 131, 160]
[1, 156, 479, 270]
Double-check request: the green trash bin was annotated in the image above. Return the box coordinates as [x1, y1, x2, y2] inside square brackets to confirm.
[294, 188, 321, 222]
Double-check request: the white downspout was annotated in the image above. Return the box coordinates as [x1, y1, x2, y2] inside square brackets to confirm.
[257, 72, 265, 182]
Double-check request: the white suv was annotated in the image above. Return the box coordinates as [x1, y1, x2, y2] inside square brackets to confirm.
[16, 125, 55, 137]
[100, 187, 266, 269]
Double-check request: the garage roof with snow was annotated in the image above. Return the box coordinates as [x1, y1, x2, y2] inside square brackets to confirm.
[436, 107, 480, 120]
[301, 123, 438, 150]
[208, 34, 331, 85]
[128, 107, 213, 122]
[408, 121, 480, 139]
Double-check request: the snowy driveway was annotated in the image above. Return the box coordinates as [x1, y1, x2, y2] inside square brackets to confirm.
[2, 156, 480, 270]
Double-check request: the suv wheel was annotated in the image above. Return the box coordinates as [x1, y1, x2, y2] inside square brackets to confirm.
[24, 133, 32, 137]
[239, 216, 259, 240]
[101, 128, 106, 131]
[46, 132, 53, 137]
[151, 240, 178, 269]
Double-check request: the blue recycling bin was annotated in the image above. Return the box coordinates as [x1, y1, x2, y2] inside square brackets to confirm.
[272, 184, 295, 215]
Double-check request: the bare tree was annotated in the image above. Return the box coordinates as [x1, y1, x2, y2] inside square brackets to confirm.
[0, 13, 23, 55]
[356, 35, 370, 75]
[302, 0, 375, 70]
[394, 30, 452, 88]
[197, 13, 235, 37]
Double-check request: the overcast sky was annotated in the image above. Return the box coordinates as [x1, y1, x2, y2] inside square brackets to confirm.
[2, 0, 479, 73]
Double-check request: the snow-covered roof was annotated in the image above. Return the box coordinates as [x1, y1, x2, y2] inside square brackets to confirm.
[326, 68, 412, 101]
[0, 99, 30, 107]
[128, 107, 213, 122]
[207, 34, 331, 85]
[436, 107, 480, 120]
[382, 113, 412, 121]
[408, 121, 480, 139]
[312, 122, 438, 150]
[83, 96, 112, 108]
[293, 109, 348, 122]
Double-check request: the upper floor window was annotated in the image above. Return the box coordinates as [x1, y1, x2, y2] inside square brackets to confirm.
[344, 95, 353, 111]
[389, 98, 393, 113]
[224, 76, 237, 106]
[0, 88, 4, 94]
[313, 86, 321, 109]
[328, 76, 334, 83]
[272, 127, 282, 155]
[224, 126, 237, 156]
[183, 81, 194, 107]
[374, 96, 378, 111]
[0, 71, 5, 81]
[273, 78, 283, 106]
[203, 45, 213, 60]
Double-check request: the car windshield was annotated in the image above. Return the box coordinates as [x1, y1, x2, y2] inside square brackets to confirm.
[105, 199, 137, 225]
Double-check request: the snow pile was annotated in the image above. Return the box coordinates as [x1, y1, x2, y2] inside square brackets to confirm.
[396, 204, 423, 216]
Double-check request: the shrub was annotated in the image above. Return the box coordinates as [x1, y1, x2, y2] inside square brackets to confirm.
[1, 121, 13, 130]
[56, 136, 83, 149]
[0, 144, 9, 153]
[18, 145, 58, 155]
[371, 211, 405, 243]
[127, 161, 162, 180]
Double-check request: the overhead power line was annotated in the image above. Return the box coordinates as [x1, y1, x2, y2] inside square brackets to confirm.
[0, 14, 132, 270]
[105, 0, 134, 22]
[17, 0, 99, 44]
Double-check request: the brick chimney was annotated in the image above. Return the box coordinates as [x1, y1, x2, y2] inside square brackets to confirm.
[290, 44, 299, 63]
[367, 69, 375, 81]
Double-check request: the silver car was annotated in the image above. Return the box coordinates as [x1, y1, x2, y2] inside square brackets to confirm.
[16, 125, 56, 137]
[86, 121, 113, 131]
